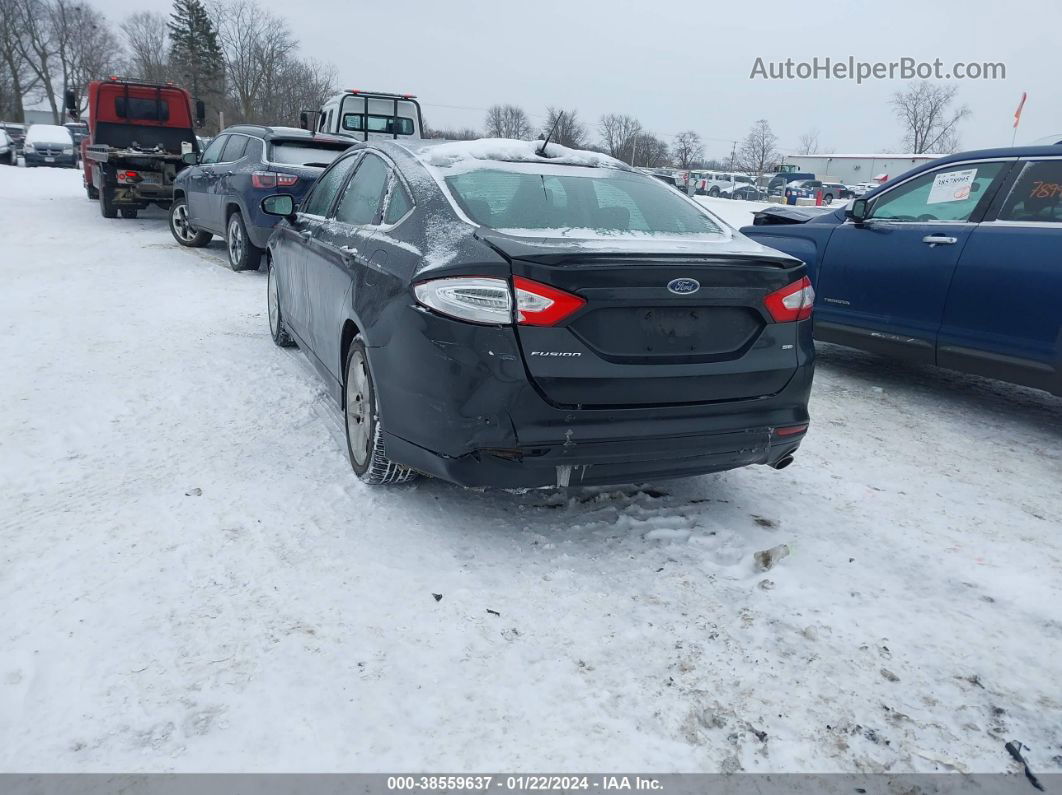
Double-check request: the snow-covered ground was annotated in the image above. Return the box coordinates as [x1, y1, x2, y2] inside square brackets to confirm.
[1, 167, 1060, 774]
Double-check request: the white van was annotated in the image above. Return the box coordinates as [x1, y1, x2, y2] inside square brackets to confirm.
[306, 90, 424, 142]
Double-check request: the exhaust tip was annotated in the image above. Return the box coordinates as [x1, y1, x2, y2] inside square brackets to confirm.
[772, 455, 795, 470]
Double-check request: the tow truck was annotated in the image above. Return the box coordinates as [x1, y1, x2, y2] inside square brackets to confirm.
[300, 89, 423, 142]
[66, 77, 204, 219]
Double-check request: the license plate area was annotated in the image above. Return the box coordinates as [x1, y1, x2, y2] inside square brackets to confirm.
[570, 306, 763, 363]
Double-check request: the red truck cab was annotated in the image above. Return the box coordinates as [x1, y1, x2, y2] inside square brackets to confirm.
[69, 78, 203, 218]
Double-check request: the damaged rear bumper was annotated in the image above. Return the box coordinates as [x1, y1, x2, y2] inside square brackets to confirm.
[383, 426, 805, 488]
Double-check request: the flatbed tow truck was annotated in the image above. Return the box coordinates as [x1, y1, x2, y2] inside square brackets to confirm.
[67, 78, 204, 219]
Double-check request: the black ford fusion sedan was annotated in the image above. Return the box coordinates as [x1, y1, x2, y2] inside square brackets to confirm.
[261, 138, 815, 488]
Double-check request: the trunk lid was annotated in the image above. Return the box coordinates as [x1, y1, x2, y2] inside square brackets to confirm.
[482, 234, 805, 408]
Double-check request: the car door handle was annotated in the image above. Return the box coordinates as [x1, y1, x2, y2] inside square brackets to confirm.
[922, 235, 958, 246]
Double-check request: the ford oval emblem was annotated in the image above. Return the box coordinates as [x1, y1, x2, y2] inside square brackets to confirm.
[667, 278, 700, 295]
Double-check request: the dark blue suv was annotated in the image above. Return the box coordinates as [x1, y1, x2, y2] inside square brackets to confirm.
[742, 146, 1062, 395]
[169, 126, 352, 270]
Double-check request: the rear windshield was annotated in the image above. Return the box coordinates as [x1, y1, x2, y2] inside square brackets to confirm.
[342, 114, 415, 136]
[115, 96, 170, 122]
[269, 140, 349, 167]
[443, 167, 724, 237]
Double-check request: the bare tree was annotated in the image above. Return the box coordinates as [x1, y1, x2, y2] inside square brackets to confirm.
[424, 120, 479, 140]
[631, 131, 669, 168]
[598, 113, 642, 163]
[891, 80, 970, 154]
[541, 106, 587, 149]
[0, 0, 40, 120]
[797, 128, 820, 155]
[258, 55, 336, 126]
[671, 130, 703, 169]
[122, 11, 170, 84]
[9, 0, 60, 121]
[737, 119, 779, 176]
[212, 0, 297, 123]
[484, 104, 533, 139]
[50, 1, 120, 118]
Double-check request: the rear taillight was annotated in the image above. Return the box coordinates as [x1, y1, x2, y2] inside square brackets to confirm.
[413, 276, 585, 327]
[252, 171, 298, 189]
[117, 170, 141, 183]
[513, 276, 585, 326]
[764, 276, 815, 323]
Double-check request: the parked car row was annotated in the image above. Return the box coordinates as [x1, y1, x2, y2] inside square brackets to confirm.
[27, 82, 1057, 489]
[0, 121, 79, 167]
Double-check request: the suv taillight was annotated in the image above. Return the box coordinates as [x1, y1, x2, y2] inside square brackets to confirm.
[413, 276, 585, 327]
[764, 276, 815, 322]
[252, 171, 298, 189]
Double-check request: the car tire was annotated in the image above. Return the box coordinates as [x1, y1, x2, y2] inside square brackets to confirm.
[169, 197, 211, 247]
[120, 208, 138, 219]
[99, 186, 118, 218]
[266, 258, 295, 348]
[344, 337, 417, 486]
[226, 212, 262, 272]
[709, 187, 720, 197]
[86, 183, 99, 200]
[824, 193, 834, 204]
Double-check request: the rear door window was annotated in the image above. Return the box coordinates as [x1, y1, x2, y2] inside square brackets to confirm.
[384, 179, 413, 224]
[334, 153, 390, 225]
[301, 155, 359, 217]
[200, 135, 227, 164]
[220, 135, 247, 162]
[996, 160, 1062, 223]
[870, 162, 1007, 222]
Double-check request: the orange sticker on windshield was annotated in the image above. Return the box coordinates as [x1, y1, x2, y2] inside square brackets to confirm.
[1029, 181, 1062, 199]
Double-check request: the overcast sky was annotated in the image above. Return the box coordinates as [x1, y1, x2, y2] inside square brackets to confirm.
[98, 0, 1060, 155]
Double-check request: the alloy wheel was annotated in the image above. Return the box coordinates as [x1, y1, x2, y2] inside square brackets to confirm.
[346, 351, 371, 467]
[267, 266, 280, 337]
[228, 216, 244, 266]
[173, 203, 196, 243]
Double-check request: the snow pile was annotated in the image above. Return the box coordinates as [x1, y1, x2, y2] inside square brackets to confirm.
[2, 167, 1061, 775]
[417, 138, 628, 171]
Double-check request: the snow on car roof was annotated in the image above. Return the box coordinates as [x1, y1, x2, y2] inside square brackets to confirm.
[25, 124, 73, 143]
[407, 138, 631, 171]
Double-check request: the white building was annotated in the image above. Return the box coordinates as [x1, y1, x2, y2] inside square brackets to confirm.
[781, 153, 944, 184]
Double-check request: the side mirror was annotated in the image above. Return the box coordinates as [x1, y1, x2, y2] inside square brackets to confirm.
[847, 198, 868, 224]
[64, 89, 79, 121]
[181, 151, 199, 165]
[299, 111, 310, 131]
[195, 100, 205, 126]
[261, 194, 295, 218]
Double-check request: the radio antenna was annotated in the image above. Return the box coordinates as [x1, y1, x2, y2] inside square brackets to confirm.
[537, 112, 564, 157]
